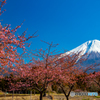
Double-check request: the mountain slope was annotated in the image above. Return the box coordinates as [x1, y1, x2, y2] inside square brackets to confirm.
[64, 39, 100, 56]
[62, 39, 100, 71]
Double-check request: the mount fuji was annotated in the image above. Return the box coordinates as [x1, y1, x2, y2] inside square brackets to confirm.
[62, 39, 100, 71]
[64, 39, 100, 55]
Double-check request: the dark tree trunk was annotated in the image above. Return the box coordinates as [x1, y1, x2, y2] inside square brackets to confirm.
[60, 85, 74, 100]
[66, 96, 69, 100]
[40, 92, 43, 100]
[35, 86, 47, 100]
[43, 91, 46, 97]
[94, 80, 100, 87]
[60, 85, 69, 100]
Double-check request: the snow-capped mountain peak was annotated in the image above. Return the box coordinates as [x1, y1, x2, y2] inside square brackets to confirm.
[85, 39, 100, 53]
[63, 39, 100, 56]
[60, 39, 100, 72]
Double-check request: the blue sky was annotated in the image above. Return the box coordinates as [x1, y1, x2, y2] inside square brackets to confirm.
[1, 0, 100, 53]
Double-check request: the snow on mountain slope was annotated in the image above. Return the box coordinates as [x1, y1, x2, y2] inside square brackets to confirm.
[62, 39, 100, 57]
[60, 39, 100, 72]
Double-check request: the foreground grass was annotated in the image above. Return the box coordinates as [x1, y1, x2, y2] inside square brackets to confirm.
[96, 96, 100, 98]
[0, 96, 39, 100]
[0, 91, 4, 95]
[0, 96, 100, 100]
[0, 93, 100, 100]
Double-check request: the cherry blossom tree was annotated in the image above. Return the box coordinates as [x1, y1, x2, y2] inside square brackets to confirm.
[92, 71, 100, 87]
[8, 41, 68, 100]
[0, 0, 37, 77]
[8, 44, 98, 100]
[86, 71, 100, 88]
[53, 52, 82, 100]
[53, 52, 98, 100]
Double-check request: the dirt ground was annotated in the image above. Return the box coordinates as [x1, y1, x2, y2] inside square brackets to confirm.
[69, 96, 100, 100]
[0, 93, 100, 100]
[0, 95, 100, 100]
[53, 95, 100, 100]
[0, 95, 39, 100]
